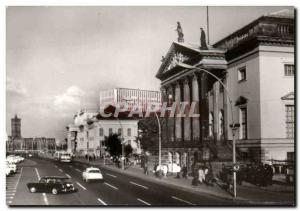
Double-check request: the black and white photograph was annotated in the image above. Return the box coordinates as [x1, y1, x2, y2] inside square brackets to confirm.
[5, 5, 295, 207]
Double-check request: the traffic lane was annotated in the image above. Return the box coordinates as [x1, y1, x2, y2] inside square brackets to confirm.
[10, 167, 45, 206]
[101, 167, 235, 206]
[33, 158, 99, 206]
[55, 161, 146, 205]
[71, 161, 234, 206]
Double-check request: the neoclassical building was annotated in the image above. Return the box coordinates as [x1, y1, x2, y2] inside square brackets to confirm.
[156, 9, 294, 170]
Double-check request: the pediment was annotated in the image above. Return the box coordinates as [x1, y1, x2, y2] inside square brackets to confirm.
[281, 92, 294, 100]
[156, 42, 200, 79]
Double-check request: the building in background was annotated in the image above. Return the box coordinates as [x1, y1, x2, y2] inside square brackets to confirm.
[67, 109, 140, 157]
[156, 9, 294, 170]
[7, 115, 56, 152]
[11, 114, 21, 139]
[99, 88, 161, 111]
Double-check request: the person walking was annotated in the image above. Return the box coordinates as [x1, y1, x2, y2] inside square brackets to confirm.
[144, 162, 148, 175]
[198, 166, 205, 184]
[182, 165, 188, 179]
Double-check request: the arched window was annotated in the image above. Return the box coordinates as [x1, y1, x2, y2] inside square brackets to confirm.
[209, 112, 214, 137]
[219, 109, 224, 139]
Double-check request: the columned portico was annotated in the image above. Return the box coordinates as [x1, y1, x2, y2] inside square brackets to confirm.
[156, 41, 227, 170]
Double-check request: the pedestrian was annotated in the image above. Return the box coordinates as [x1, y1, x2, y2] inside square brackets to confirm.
[144, 163, 148, 175]
[182, 165, 188, 179]
[162, 165, 168, 178]
[85, 154, 88, 160]
[176, 165, 181, 179]
[198, 166, 205, 184]
[154, 163, 158, 176]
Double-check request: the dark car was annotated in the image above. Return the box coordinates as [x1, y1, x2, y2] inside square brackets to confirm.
[27, 176, 77, 195]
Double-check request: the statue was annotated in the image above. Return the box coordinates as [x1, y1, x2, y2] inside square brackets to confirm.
[200, 28, 208, 50]
[176, 22, 184, 43]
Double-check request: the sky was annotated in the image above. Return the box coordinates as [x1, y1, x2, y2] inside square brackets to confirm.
[6, 6, 293, 141]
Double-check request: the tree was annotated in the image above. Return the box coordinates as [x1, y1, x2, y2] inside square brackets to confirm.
[104, 134, 122, 157]
[138, 117, 159, 154]
[124, 144, 133, 157]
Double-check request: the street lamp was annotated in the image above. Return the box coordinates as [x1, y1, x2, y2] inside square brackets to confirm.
[178, 62, 238, 198]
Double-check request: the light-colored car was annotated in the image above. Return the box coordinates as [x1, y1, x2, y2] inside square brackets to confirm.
[82, 167, 104, 182]
[7, 155, 24, 164]
[6, 161, 17, 174]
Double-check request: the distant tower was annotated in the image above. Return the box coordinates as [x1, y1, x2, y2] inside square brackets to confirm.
[11, 114, 21, 139]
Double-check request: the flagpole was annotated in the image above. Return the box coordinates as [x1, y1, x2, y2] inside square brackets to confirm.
[207, 6, 210, 45]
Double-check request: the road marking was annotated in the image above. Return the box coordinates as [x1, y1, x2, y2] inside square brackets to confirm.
[6, 190, 16, 193]
[76, 182, 87, 190]
[65, 173, 71, 178]
[75, 168, 81, 172]
[129, 181, 149, 189]
[171, 196, 195, 205]
[58, 169, 63, 172]
[35, 168, 41, 180]
[7, 201, 12, 204]
[6, 196, 14, 199]
[97, 198, 107, 205]
[43, 193, 49, 205]
[137, 198, 151, 205]
[106, 173, 117, 178]
[104, 182, 118, 190]
[34, 168, 49, 205]
[6, 193, 15, 196]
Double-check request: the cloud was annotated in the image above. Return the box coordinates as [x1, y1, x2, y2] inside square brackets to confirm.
[6, 77, 28, 97]
[53, 86, 85, 110]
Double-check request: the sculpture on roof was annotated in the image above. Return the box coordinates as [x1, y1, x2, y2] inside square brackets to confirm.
[176, 22, 184, 43]
[200, 27, 208, 50]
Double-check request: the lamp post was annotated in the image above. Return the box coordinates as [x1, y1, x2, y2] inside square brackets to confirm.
[178, 63, 238, 198]
[154, 112, 162, 167]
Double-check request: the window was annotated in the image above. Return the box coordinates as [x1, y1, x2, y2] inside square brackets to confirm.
[219, 110, 224, 139]
[238, 66, 246, 81]
[109, 128, 113, 135]
[285, 105, 294, 138]
[240, 107, 247, 139]
[284, 64, 294, 76]
[99, 128, 104, 137]
[127, 128, 131, 136]
[118, 128, 122, 135]
[208, 112, 214, 137]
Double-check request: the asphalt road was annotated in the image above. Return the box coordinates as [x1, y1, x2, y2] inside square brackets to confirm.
[7, 157, 237, 206]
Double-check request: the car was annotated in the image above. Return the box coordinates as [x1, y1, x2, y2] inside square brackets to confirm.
[82, 167, 104, 182]
[6, 161, 17, 174]
[27, 176, 77, 195]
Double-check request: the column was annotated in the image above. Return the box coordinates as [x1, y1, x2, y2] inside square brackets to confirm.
[183, 77, 191, 141]
[168, 85, 175, 142]
[161, 86, 169, 143]
[192, 74, 200, 141]
[175, 81, 182, 141]
[200, 73, 209, 140]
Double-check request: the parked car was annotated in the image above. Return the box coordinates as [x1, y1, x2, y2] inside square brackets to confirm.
[82, 167, 104, 182]
[27, 176, 77, 195]
[6, 161, 17, 174]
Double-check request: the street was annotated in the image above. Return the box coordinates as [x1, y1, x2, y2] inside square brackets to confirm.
[7, 157, 238, 206]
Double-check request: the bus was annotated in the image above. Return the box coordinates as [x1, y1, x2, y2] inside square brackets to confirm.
[54, 151, 72, 163]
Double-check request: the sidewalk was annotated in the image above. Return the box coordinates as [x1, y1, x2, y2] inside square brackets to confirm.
[74, 158, 294, 204]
